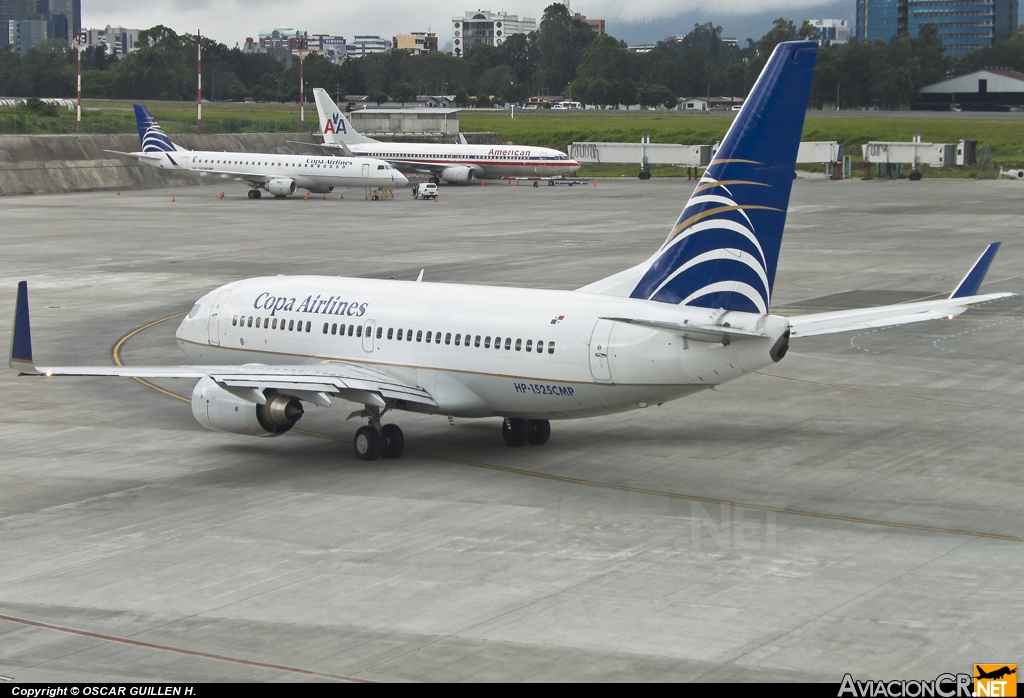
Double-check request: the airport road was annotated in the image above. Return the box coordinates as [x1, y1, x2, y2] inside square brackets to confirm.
[0, 178, 1021, 682]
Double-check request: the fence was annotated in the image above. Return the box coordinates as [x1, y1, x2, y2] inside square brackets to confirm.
[0, 110, 305, 135]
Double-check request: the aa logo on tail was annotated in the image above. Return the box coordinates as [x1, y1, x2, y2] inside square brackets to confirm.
[323, 113, 347, 135]
[974, 664, 1017, 697]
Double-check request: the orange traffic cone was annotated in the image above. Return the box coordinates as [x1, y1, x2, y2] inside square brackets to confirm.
[171, 196, 175, 202]
[592, 181, 597, 187]
[340, 194, 344, 199]
[516, 180, 519, 186]
[219, 192, 225, 199]
[303, 194, 308, 200]
[117, 190, 120, 195]
[322, 194, 327, 200]
[481, 181, 485, 187]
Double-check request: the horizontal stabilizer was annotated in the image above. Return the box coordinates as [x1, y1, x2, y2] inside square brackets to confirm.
[103, 149, 165, 162]
[600, 316, 766, 344]
[788, 293, 1013, 337]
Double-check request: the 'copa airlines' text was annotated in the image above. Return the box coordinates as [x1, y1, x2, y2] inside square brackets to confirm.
[254, 292, 368, 318]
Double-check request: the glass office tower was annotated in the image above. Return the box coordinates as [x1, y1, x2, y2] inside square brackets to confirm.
[908, 0, 1018, 56]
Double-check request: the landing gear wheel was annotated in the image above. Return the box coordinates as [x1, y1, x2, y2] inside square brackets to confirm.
[502, 418, 529, 447]
[380, 424, 405, 459]
[527, 419, 550, 445]
[909, 169, 922, 181]
[353, 426, 381, 461]
[429, 176, 440, 185]
[247, 189, 262, 199]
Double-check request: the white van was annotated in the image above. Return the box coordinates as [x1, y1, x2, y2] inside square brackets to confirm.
[412, 182, 439, 200]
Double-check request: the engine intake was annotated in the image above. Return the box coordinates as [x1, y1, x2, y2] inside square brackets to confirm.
[191, 377, 303, 437]
[266, 178, 297, 197]
[440, 166, 476, 183]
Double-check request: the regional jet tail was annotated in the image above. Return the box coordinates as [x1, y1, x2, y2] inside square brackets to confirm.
[105, 105, 407, 198]
[312, 88, 580, 184]
[10, 41, 1013, 463]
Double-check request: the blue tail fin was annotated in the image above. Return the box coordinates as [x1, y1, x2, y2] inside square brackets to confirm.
[134, 105, 177, 153]
[9, 281, 34, 370]
[629, 40, 818, 314]
[950, 242, 1001, 298]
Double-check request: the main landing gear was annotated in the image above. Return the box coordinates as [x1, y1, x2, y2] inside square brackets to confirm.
[247, 189, 262, 199]
[429, 176, 440, 185]
[352, 408, 405, 461]
[501, 418, 550, 447]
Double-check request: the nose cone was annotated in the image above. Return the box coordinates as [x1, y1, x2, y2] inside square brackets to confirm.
[395, 171, 410, 187]
[568, 160, 581, 172]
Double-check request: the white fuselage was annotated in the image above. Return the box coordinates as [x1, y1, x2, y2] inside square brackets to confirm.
[136, 150, 408, 190]
[175, 276, 789, 419]
[347, 143, 581, 180]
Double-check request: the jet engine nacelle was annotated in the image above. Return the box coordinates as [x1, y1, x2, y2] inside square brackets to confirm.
[191, 377, 303, 437]
[440, 166, 477, 183]
[266, 178, 297, 197]
[305, 185, 335, 194]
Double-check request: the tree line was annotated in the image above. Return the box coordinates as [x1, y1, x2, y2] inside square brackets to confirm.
[3, 4, 1024, 110]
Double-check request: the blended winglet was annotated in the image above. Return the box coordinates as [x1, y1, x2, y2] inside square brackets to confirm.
[951, 242, 1001, 298]
[9, 281, 35, 371]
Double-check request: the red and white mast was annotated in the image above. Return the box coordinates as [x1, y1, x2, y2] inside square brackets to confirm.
[196, 30, 202, 134]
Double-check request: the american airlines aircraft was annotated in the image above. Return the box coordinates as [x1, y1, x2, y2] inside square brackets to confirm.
[10, 42, 1011, 461]
[311, 88, 581, 184]
[109, 105, 408, 198]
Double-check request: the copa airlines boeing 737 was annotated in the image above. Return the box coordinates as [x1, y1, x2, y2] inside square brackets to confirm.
[10, 42, 1012, 461]
[312, 88, 581, 183]
[109, 105, 407, 198]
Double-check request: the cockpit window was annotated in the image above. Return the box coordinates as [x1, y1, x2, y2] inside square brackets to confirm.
[188, 303, 201, 318]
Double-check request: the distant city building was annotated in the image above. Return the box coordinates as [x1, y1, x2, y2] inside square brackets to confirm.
[256, 26, 308, 51]
[348, 35, 392, 58]
[855, 0, 906, 42]
[393, 32, 438, 55]
[83, 26, 141, 57]
[572, 13, 604, 36]
[908, 0, 1017, 57]
[806, 19, 852, 46]
[310, 34, 347, 63]
[7, 17, 46, 56]
[918, 68, 1024, 109]
[1, 0, 80, 48]
[451, 10, 537, 57]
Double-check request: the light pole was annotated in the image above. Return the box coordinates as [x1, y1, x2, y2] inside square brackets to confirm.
[74, 32, 85, 134]
[196, 30, 202, 133]
[297, 36, 308, 134]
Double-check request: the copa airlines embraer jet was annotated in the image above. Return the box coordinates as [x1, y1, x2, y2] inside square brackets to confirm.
[10, 42, 1012, 461]
[109, 105, 408, 198]
[312, 88, 581, 183]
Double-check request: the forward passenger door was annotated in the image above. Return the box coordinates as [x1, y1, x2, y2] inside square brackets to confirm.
[362, 319, 376, 352]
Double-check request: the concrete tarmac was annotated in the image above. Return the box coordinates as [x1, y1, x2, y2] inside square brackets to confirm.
[1, 178, 1021, 682]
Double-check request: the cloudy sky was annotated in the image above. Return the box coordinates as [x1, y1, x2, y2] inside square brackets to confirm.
[83, 0, 851, 48]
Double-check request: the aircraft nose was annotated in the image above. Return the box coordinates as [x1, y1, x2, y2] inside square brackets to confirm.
[396, 172, 409, 186]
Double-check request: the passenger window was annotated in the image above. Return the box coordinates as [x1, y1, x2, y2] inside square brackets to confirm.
[526, 339, 533, 352]
[232, 316, 238, 326]
[548, 342, 555, 354]
[247, 317, 253, 328]
[425, 331, 432, 343]
[387, 328, 394, 340]
[348, 324, 354, 336]
[474, 335, 481, 347]
[322, 323, 328, 334]
[407, 330, 413, 341]
[445, 332, 451, 345]
[376, 327, 382, 339]
[416, 330, 423, 342]
[505, 338, 512, 350]
[331, 323, 337, 335]
[397, 329, 403, 341]
[537, 340, 544, 353]
[454, 334, 461, 346]
[484, 336, 491, 348]
[515, 339, 522, 351]
[435, 331, 442, 343]
[288, 320, 294, 330]
[272, 318, 277, 329]
[494, 336, 501, 349]
[357, 325, 363, 337]
[305, 321, 311, 332]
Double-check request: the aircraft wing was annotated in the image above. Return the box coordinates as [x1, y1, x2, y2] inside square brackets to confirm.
[8, 282, 436, 409]
[788, 243, 1014, 337]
